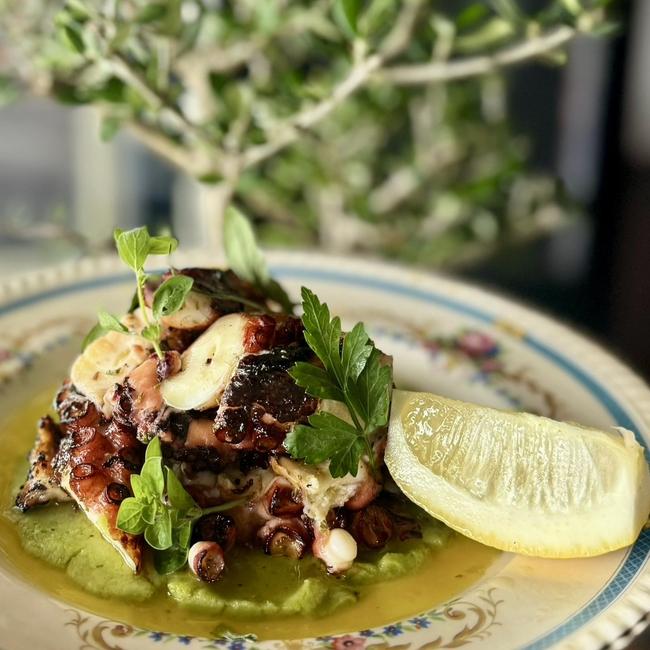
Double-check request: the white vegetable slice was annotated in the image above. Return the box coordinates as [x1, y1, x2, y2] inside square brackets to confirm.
[160, 313, 250, 411]
[70, 329, 152, 414]
[161, 290, 216, 330]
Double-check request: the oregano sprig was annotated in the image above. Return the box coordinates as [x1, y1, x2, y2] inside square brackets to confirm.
[285, 288, 392, 478]
[117, 437, 242, 575]
[82, 227, 194, 356]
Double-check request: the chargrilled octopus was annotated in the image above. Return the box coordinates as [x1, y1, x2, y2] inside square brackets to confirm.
[15, 267, 418, 580]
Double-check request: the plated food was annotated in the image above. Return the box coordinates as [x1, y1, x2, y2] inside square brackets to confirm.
[1, 214, 641, 648]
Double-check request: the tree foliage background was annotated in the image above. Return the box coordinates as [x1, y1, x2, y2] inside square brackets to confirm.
[0, 0, 617, 266]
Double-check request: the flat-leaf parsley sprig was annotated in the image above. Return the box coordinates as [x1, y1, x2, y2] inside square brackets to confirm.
[117, 437, 241, 575]
[82, 227, 194, 356]
[285, 288, 392, 478]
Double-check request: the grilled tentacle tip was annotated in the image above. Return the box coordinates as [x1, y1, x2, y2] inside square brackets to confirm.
[313, 528, 358, 573]
[15, 415, 71, 512]
[188, 541, 226, 583]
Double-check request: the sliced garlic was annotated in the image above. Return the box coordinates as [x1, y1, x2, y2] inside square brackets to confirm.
[161, 290, 216, 330]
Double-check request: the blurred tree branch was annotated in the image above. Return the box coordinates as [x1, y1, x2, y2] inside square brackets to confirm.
[0, 0, 619, 265]
[379, 24, 576, 84]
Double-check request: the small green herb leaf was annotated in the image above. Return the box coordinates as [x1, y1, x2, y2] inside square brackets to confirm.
[129, 474, 146, 500]
[141, 322, 162, 346]
[154, 545, 188, 575]
[141, 502, 157, 525]
[354, 348, 392, 432]
[224, 206, 268, 285]
[300, 288, 343, 384]
[81, 310, 128, 351]
[145, 435, 163, 460]
[166, 466, 198, 512]
[265, 278, 295, 315]
[148, 235, 178, 256]
[176, 519, 193, 549]
[145, 509, 173, 550]
[97, 310, 128, 333]
[152, 275, 194, 320]
[289, 362, 345, 401]
[81, 323, 106, 351]
[116, 497, 147, 535]
[114, 227, 151, 272]
[341, 322, 372, 384]
[140, 457, 165, 497]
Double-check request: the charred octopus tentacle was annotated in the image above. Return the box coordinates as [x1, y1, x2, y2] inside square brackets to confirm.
[259, 517, 313, 559]
[112, 351, 182, 443]
[52, 385, 145, 571]
[188, 541, 225, 583]
[15, 416, 71, 511]
[213, 344, 318, 452]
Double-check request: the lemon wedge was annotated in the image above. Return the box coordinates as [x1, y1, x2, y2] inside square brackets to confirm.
[385, 390, 650, 557]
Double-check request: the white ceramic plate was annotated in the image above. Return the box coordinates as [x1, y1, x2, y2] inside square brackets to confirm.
[1, 252, 650, 650]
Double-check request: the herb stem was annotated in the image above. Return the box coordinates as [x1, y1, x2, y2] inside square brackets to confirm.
[198, 500, 246, 518]
[364, 438, 379, 480]
[136, 270, 163, 358]
[347, 406, 364, 435]
[136, 271, 150, 326]
[345, 402, 379, 478]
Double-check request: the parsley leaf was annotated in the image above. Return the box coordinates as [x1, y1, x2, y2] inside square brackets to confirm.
[289, 363, 344, 401]
[354, 348, 392, 432]
[287, 287, 393, 478]
[223, 206, 294, 313]
[286, 412, 366, 478]
[341, 322, 372, 385]
[299, 288, 343, 384]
